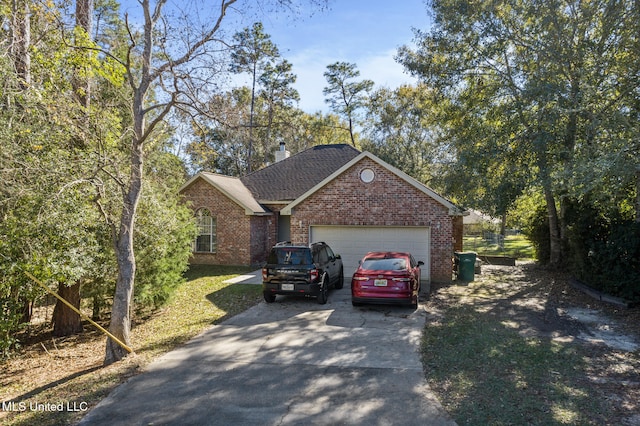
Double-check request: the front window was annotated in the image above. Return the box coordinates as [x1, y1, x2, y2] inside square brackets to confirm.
[194, 208, 216, 253]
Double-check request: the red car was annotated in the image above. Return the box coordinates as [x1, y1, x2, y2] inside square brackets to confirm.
[351, 252, 424, 309]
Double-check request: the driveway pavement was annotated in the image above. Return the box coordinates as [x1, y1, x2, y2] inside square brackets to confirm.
[79, 285, 456, 425]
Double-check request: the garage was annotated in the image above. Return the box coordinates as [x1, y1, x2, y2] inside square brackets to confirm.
[309, 225, 430, 282]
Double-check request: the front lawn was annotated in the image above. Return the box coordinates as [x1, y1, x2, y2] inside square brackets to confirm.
[0, 265, 263, 426]
[463, 234, 535, 259]
[422, 263, 640, 425]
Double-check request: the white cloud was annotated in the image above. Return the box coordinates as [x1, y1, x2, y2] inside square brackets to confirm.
[288, 49, 332, 113]
[290, 48, 416, 114]
[358, 49, 415, 89]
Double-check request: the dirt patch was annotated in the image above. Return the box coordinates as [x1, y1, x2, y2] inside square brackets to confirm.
[562, 307, 639, 352]
[427, 261, 640, 425]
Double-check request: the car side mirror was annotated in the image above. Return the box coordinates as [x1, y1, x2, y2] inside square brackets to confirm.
[417, 261, 425, 266]
[334, 254, 341, 260]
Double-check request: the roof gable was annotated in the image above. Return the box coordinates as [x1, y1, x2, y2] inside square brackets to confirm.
[281, 152, 464, 216]
[180, 172, 269, 215]
[240, 144, 360, 202]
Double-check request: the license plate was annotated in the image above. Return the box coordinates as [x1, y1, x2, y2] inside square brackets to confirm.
[281, 284, 294, 291]
[374, 279, 387, 287]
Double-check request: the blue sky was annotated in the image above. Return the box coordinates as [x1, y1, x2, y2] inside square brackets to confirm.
[254, 0, 431, 112]
[118, 0, 432, 113]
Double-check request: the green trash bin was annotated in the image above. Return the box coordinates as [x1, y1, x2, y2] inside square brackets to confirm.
[455, 251, 476, 281]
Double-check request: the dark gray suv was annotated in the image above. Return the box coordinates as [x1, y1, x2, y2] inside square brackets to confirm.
[262, 242, 344, 304]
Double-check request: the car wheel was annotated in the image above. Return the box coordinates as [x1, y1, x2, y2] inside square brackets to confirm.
[264, 291, 276, 303]
[317, 278, 328, 305]
[335, 268, 344, 289]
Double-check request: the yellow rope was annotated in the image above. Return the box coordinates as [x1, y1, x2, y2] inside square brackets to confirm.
[24, 271, 133, 354]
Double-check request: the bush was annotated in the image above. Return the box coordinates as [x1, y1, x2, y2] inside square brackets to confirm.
[583, 221, 640, 301]
[565, 201, 606, 278]
[522, 203, 550, 264]
[134, 200, 196, 309]
[133, 153, 197, 310]
[566, 201, 640, 302]
[0, 297, 24, 358]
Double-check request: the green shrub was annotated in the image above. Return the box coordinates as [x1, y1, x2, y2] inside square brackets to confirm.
[565, 201, 607, 279]
[134, 202, 196, 309]
[566, 201, 640, 302]
[522, 203, 550, 263]
[585, 221, 640, 301]
[0, 297, 24, 358]
[133, 165, 197, 310]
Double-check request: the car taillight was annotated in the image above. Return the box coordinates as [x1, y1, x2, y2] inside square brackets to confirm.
[352, 276, 368, 281]
[310, 268, 319, 282]
[262, 268, 268, 280]
[392, 277, 411, 282]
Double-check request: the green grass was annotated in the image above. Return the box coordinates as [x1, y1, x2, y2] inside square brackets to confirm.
[420, 262, 625, 425]
[2, 265, 263, 426]
[129, 265, 263, 358]
[422, 308, 600, 425]
[463, 234, 535, 259]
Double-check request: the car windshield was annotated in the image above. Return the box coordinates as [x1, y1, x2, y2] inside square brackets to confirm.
[269, 248, 312, 265]
[361, 257, 407, 271]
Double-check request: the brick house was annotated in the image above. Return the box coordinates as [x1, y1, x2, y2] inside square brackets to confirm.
[180, 144, 464, 283]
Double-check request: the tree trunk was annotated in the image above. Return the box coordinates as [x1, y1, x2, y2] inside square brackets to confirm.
[52, 282, 84, 337]
[104, 139, 143, 364]
[75, 0, 93, 37]
[104, 203, 136, 364]
[92, 294, 104, 321]
[247, 61, 257, 173]
[103, 0, 152, 364]
[20, 298, 32, 324]
[11, 0, 30, 88]
[73, 0, 94, 109]
[104, 108, 144, 363]
[50, 0, 94, 339]
[348, 116, 356, 146]
[544, 187, 562, 266]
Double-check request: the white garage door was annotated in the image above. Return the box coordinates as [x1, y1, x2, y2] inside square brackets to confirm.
[309, 226, 430, 282]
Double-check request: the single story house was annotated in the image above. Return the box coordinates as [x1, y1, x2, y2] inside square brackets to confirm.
[179, 143, 465, 283]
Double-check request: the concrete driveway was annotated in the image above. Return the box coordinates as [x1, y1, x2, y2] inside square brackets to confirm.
[79, 285, 456, 425]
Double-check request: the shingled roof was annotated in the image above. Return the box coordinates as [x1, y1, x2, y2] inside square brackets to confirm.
[240, 144, 360, 202]
[180, 172, 269, 215]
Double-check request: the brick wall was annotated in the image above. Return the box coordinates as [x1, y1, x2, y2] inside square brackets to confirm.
[290, 158, 455, 282]
[181, 178, 253, 265]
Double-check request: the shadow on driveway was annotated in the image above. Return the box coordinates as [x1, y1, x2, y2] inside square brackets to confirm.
[79, 288, 456, 425]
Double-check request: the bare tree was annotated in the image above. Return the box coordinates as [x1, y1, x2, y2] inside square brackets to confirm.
[102, 0, 234, 364]
[102, 0, 327, 364]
